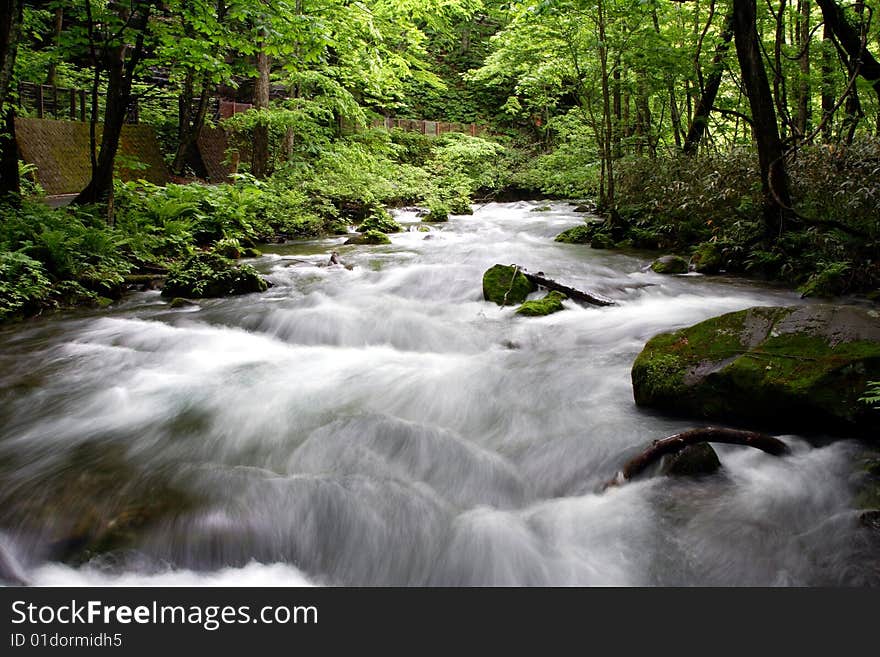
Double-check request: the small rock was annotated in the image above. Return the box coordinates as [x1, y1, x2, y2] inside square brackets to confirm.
[661, 443, 722, 477]
[169, 297, 197, 309]
[516, 291, 567, 317]
[650, 255, 689, 274]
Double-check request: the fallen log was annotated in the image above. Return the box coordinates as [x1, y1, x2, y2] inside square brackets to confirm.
[514, 266, 616, 307]
[604, 427, 790, 488]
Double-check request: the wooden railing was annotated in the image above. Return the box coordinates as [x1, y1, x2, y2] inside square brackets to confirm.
[17, 82, 139, 124]
[371, 117, 487, 137]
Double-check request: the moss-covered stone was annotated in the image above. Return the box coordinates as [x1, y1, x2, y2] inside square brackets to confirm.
[516, 290, 567, 316]
[169, 297, 197, 308]
[360, 207, 402, 233]
[531, 205, 552, 212]
[555, 225, 594, 244]
[651, 255, 689, 274]
[690, 242, 723, 274]
[345, 229, 392, 245]
[483, 264, 536, 306]
[161, 252, 268, 299]
[241, 247, 263, 258]
[631, 305, 880, 435]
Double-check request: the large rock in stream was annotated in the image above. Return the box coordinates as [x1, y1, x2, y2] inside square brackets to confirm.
[631, 305, 880, 435]
[161, 252, 268, 299]
[483, 264, 536, 306]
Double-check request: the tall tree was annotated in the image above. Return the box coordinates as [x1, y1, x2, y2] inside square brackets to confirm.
[731, 0, 792, 234]
[0, 0, 24, 202]
[74, 0, 154, 207]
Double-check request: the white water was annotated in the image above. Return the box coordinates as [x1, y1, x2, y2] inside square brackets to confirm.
[1, 201, 877, 586]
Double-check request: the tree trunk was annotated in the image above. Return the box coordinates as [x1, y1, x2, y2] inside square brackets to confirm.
[0, 0, 22, 113]
[816, 0, 880, 131]
[794, 0, 811, 137]
[683, 11, 735, 155]
[0, 108, 19, 204]
[172, 72, 212, 176]
[251, 44, 271, 179]
[74, 4, 151, 207]
[820, 24, 835, 141]
[45, 6, 64, 87]
[0, 0, 23, 202]
[732, 0, 792, 236]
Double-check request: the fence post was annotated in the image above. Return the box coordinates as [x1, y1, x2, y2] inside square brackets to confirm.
[69, 89, 76, 119]
[79, 90, 86, 121]
[36, 85, 44, 118]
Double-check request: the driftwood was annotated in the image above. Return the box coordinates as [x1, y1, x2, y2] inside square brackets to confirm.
[605, 427, 790, 488]
[515, 266, 616, 307]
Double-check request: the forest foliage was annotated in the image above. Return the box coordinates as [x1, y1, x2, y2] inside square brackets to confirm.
[0, 0, 879, 320]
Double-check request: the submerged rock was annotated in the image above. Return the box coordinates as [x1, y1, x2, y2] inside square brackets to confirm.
[516, 291, 568, 317]
[631, 305, 880, 435]
[650, 255, 689, 274]
[161, 252, 268, 299]
[168, 297, 197, 308]
[661, 443, 722, 477]
[483, 264, 536, 306]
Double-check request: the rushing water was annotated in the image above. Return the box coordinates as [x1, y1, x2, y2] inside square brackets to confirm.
[1, 201, 878, 587]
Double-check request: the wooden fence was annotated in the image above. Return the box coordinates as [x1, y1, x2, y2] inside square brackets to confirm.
[17, 82, 139, 124]
[371, 117, 487, 137]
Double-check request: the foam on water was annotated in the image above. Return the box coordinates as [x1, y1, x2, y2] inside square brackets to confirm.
[1, 201, 877, 586]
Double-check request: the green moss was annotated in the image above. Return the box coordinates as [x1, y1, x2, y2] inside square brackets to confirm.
[161, 252, 268, 299]
[516, 290, 567, 316]
[554, 225, 593, 244]
[362, 229, 392, 245]
[530, 205, 552, 212]
[482, 264, 536, 306]
[631, 305, 880, 433]
[690, 242, 723, 274]
[651, 255, 689, 274]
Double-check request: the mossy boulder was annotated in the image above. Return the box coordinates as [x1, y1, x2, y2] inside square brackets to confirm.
[690, 242, 723, 274]
[345, 229, 392, 245]
[651, 255, 689, 274]
[360, 207, 402, 234]
[483, 264, 536, 306]
[516, 291, 567, 316]
[631, 305, 880, 435]
[555, 225, 594, 244]
[161, 252, 268, 299]
[531, 205, 552, 212]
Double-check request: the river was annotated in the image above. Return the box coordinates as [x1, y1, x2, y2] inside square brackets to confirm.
[1, 201, 877, 586]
